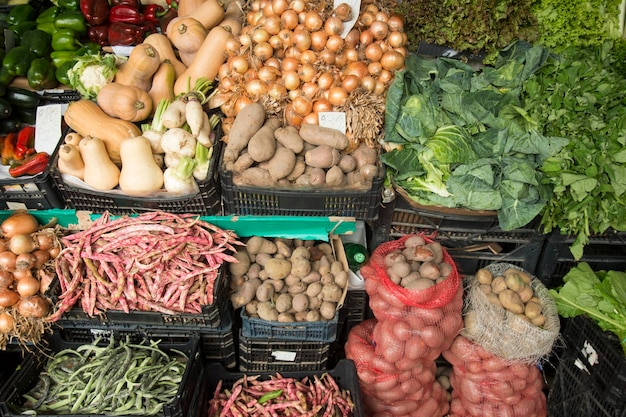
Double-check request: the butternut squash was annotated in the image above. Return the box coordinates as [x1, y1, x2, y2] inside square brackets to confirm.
[63, 132, 83, 146]
[167, 17, 208, 55]
[118, 136, 164, 196]
[79, 136, 121, 191]
[96, 82, 153, 122]
[178, 50, 196, 67]
[56, 144, 85, 180]
[185, 0, 225, 31]
[174, 25, 234, 95]
[64, 99, 142, 165]
[143, 33, 187, 78]
[148, 60, 176, 111]
[176, 0, 206, 19]
[115, 44, 161, 92]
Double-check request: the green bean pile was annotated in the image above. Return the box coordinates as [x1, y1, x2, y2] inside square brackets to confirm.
[20, 337, 188, 415]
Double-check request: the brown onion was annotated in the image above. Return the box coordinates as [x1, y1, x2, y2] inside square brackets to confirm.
[317, 72, 335, 90]
[1, 212, 39, 239]
[301, 81, 319, 98]
[387, 14, 404, 32]
[341, 74, 360, 93]
[284, 103, 303, 127]
[293, 29, 311, 51]
[368, 61, 383, 76]
[310, 30, 327, 51]
[32, 249, 51, 269]
[327, 86, 348, 106]
[344, 28, 360, 48]
[387, 30, 406, 48]
[0, 312, 14, 333]
[289, 0, 305, 13]
[268, 83, 287, 100]
[264, 15, 281, 35]
[365, 42, 384, 61]
[361, 75, 376, 92]
[325, 35, 344, 52]
[48, 245, 61, 260]
[299, 49, 317, 65]
[281, 9, 299, 30]
[15, 252, 36, 270]
[282, 70, 301, 90]
[253, 41, 274, 60]
[0, 251, 16, 271]
[381, 50, 405, 70]
[302, 111, 319, 125]
[324, 16, 343, 36]
[272, 0, 288, 15]
[303, 11, 322, 31]
[229, 55, 249, 74]
[0, 288, 19, 307]
[360, 29, 374, 46]
[16, 273, 40, 297]
[246, 79, 269, 97]
[298, 63, 316, 82]
[17, 295, 50, 318]
[359, 11, 375, 27]
[333, 2, 352, 21]
[0, 270, 13, 287]
[369, 20, 389, 40]
[313, 98, 333, 113]
[344, 61, 369, 79]
[318, 49, 336, 65]
[292, 95, 313, 117]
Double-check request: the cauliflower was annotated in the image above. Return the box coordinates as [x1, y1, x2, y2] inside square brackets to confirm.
[68, 53, 125, 100]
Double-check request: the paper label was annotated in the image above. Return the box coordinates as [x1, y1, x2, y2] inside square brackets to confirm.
[36, 104, 64, 155]
[271, 350, 297, 361]
[318, 112, 346, 134]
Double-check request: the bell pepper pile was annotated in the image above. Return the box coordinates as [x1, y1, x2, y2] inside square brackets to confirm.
[83, 0, 177, 46]
[0, 125, 50, 177]
[0, 2, 102, 91]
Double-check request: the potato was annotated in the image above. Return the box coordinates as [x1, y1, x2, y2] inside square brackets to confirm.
[223, 102, 266, 164]
[498, 289, 525, 314]
[317, 243, 333, 257]
[308, 167, 326, 186]
[475, 268, 492, 285]
[350, 143, 377, 168]
[246, 236, 278, 255]
[404, 278, 435, 291]
[531, 314, 546, 327]
[518, 285, 534, 303]
[229, 251, 251, 277]
[338, 154, 357, 173]
[404, 235, 426, 247]
[264, 258, 292, 280]
[278, 312, 295, 322]
[295, 174, 311, 186]
[245, 300, 258, 316]
[334, 270, 348, 288]
[286, 157, 306, 181]
[388, 261, 411, 279]
[256, 282, 275, 302]
[478, 284, 492, 295]
[254, 253, 272, 267]
[330, 260, 344, 275]
[400, 271, 421, 287]
[403, 245, 435, 262]
[274, 125, 304, 153]
[524, 301, 542, 320]
[257, 301, 279, 321]
[287, 281, 308, 294]
[306, 282, 323, 297]
[292, 293, 309, 312]
[359, 164, 379, 181]
[230, 274, 245, 291]
[247, 117, 280, 162]
[275, 240, 292, 258]
[419, 261, 441, 280]
[232, 152, 255, 173]
[504, 267, 531, 284]
[236, 167, 274, 187]
[427, 242, 444, 264]
[291, 257, 312, 278]
[299, 123, 349, 150]
[275, 293, 293, 313]
[439, 262, 453, 278]
[268, 146, 297, 181]
[301, 270, 321, 284]
[267, 279, 284, 293]
[388, 267, 402, 285]
[320, 301, 337, 319]
[231, 278, 262, 309]
[306, 310, 321, 322]
[325, 165, 345, 186]
[305, 146, 340, 169]
[320, 273, 334, 285]
[284, 274, 300, 287]
[490, 276, 507, 294]
[384, 250, 405, 267]
[247, 263, 261, 280]
[321, 283, 343, 302]
[486, 293, 502, 308]
[505, 272, 525, 292]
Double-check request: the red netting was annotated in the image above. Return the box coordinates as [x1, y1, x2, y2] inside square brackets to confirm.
[361, 234, 460, 309]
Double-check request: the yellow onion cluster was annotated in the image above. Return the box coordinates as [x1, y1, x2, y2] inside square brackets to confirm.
[213, 0, 407, 130]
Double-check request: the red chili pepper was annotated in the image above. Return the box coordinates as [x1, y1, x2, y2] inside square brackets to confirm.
[141, 4, 164, 25]
[80, 0, 110, 25]
[1, 133, 17, 166]
[88, 24, 110, 45]
[14, 125, 35, 161]
[111, 0, 141, 8]
[108, 21, 142, 45]
[109, 5, 144, 25]
[9, 152, 50, 177]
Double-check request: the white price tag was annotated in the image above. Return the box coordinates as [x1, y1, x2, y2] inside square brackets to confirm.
[318, 112, 346, 135]
[335, 0, 360, 38]
[35, 104, 63, 155]
[111, 45, 134, 57]
[271, 350, 297, 362]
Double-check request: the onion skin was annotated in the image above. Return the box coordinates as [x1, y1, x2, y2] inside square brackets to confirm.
[1, 212, 39, 239]
[17, 295, 50, 318]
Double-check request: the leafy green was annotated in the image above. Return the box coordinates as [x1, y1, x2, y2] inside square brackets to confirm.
[382, 42, 568, 230]
[521, 41, 626, 258]
[531, 0, 623, 52]
[549, 263, 626, 353]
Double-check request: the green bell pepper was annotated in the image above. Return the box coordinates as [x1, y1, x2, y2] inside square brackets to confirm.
[9, 21, 37, 38]
[55, 59, 74, 85]
[21, 29, 53, 58]
[0, 66, 14, 85]
[54, 10, 87, 34]
[52, 28, 82, 51]
[58, 0, 80, 10]
[2, 46, 36, 76]
[36, 6, 61, 35]
[27, 58, 58, 90]
[50, 50, 77, 67]
[6, 4, 37, 27]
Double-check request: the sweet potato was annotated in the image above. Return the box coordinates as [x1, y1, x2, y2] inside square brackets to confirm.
[299, 124, 349, 150]
[274, 125, 304, 153]
[247, 117, 280, 162]
[232, 152, 255, 173]
[224, 102, 265, 164]
[267, 146, 297, 180]
[305, 145, 341, 169]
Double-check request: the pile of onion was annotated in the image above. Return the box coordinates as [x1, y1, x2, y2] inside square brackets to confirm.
[210, 0, 407, 132]
[0, 211, 61, 346]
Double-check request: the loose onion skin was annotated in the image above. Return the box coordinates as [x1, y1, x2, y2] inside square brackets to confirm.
[17, 295, 50, 318]
[1, 212, 39, 239]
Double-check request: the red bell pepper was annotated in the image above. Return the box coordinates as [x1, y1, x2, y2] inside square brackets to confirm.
[108, 22, 142, 45]
[109, 5, 144, 25]
[88, 24, 109, 45]
[141, 4, 164, 25]
[111, 0, 141, 8]
[9, 152, 49, 177]
[80, 0, 110, 25]
[135, 19, 157, 40]
[1, 133, 17, 166]
[15, 125, 35, 161]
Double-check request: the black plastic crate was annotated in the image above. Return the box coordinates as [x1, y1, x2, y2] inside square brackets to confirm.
[0, 333, 204, 417]
[372, 191, 545, 275]
[219, 156, 384, 220]
[0, 351, 28, 400]
[50, 133, 223, 216]
[238, 330, 335, 372]
[548, 350, 625, 417]
[559, 315, 625, 409]
[51, 266, 229, 328]
[344, 289, 368, 332]
[535, 229, 626, 288]
[55, 307, 237, 369]
[240, 309, 339, 342]
[201, 359, 364, 417]
[0, 170, 64, 210]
